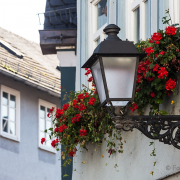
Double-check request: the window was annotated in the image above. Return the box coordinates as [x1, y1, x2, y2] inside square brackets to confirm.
[39, 99, 56, 153]
[134, 7, 140, 42]
[0, 85, 20, 141]
[145, 0, 151, 39]
[96, 0, 107, 30]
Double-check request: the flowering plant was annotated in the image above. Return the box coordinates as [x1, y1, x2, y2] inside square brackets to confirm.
[41, 69, 124, 167]
[133, 19, 180, 115]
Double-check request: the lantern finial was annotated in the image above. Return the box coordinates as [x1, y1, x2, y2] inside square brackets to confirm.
[103, 24, 121, 41]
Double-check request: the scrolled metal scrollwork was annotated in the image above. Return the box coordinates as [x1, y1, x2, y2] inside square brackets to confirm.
[107, 106, 180, 149]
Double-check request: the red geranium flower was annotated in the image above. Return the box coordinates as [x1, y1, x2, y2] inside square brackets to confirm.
[88, 76, 93, 82]
[145, 47, 154, 56]
[59, 124, 67, 132]
[166, 26, 177, 35]
[129, 103, 138, 112]
[69, 150, 75, 157]
[54, 127, 59, 132]
[80, 129, 87, 137]
[63, 103, 69, 111]
[41, 138, 45, 144]
[51, 139, 59, 148]
[155, 41, 160, 45]
[150, 92, 155, 97]
[151, 32, 163, 41]
[56, 108, 64, 118]
[152, 64, 159, 72]
[165, 79, 176, 91]
[159, 51, 166, 56]
[88, 97, 96, 105]
[158, 67, 168, 79]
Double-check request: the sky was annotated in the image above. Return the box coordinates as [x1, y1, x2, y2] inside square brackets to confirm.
[0, 0, 46, 44]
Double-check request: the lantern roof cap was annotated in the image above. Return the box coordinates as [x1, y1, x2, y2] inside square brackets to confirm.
[82, 24, 147, 68]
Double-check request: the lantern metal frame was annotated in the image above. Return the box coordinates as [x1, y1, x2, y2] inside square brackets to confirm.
[82, 24, 180, 150]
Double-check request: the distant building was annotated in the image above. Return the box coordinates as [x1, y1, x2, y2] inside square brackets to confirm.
[0, 27, 61, 180]
[38, 0, 77, 179]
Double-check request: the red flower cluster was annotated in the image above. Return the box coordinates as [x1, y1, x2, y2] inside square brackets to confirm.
[166, 26, 177, 36]
[59, 124, 67, 132]
[145, 47, 154, 56]
[47, 107, 55, 117]
[73, 100, 78, 108]
[135, 88, 141, 93]
[54, 127, 59, 132]
[137, 60, 152, 83]
[77, 93, 85, 101]
[51, 139, 59, 148]
[88, 97, 96, 105]
[78, 103, 86, 111]
[85, 92, 89, 98]
[165, 78, 176, 91]
[108, 148, 115, 155]
[41, 138, 45, 144]
[88, 76, 93, 82]
[150, 92, 155, 97]
[71, 114, 81, 123]
[63, 103, 69, 111]
[80, 129, 87, 137]
[151, 32, 163, 41]
[85, 69, 91, 76]
[158, 67, 168, 79]
[159, 51, 166, 56]
[152, 64, 159, 72]
[56, 108, 64, 118]
[129, 103, 138, 112]
[69, 150, 75, 157]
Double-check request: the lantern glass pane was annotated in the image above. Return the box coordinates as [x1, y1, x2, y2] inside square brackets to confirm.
[102, 57, 137, 99]
[106, 101, 129, 107]
[91, 59, 106, 104]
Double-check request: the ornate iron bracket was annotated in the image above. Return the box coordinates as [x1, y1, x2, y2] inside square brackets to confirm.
[106, 106, 180, 149]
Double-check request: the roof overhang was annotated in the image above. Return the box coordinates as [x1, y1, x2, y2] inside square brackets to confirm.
[39, 29, 77, 55]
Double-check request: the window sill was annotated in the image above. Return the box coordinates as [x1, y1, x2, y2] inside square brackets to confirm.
[1, 133, 20, 142]
[39, 145, 57, 154]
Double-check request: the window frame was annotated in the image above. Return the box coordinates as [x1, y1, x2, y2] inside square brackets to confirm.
[0, 85, 20, 142]
[38, 99, 56, 153]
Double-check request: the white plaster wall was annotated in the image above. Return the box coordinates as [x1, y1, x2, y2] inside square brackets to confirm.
[57, 51, 76, 67]
[74, 1, 180, 179]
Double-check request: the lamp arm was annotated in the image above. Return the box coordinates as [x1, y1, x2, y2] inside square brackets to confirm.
[106, 104, 180, 149]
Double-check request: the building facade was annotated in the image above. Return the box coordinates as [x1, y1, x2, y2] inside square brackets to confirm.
[74, 0, 180, 180]
[0, 27, 61, 180]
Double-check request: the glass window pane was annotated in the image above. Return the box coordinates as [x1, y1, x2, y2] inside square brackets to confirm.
[2, 92, 8, 105]
[91, 59, 106, 104]
[9, 108, 15, 122]
[2, 119, 8, 133]
[96, 0, 107, 30]
[40, 106, 45, 119]
[47, 108, 51, 121]
[145, 0, 151, 39]
[2, 105, 8, 119]
[134, 7, 140, 42]
[102, 57, 137, 100]
[40, 119, 45, 132]
[46, 136, 52, 147]
[10, 95, 16, 108]
[40, 131, 45, 139]
[46, 120, 52, 130]
[9, 122, 16, 135]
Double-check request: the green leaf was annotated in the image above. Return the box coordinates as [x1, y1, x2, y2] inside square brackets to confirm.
[44, 129, 47, 133]
[63, 174, 69, 178]
[160, 110, 169, 115]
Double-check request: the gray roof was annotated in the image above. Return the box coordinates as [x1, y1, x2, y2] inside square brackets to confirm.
[0, 27, 60, 97]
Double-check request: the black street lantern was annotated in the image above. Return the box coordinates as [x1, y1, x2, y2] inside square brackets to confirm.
[82, 24, 146, 107]
[81, 24, 180, 150]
